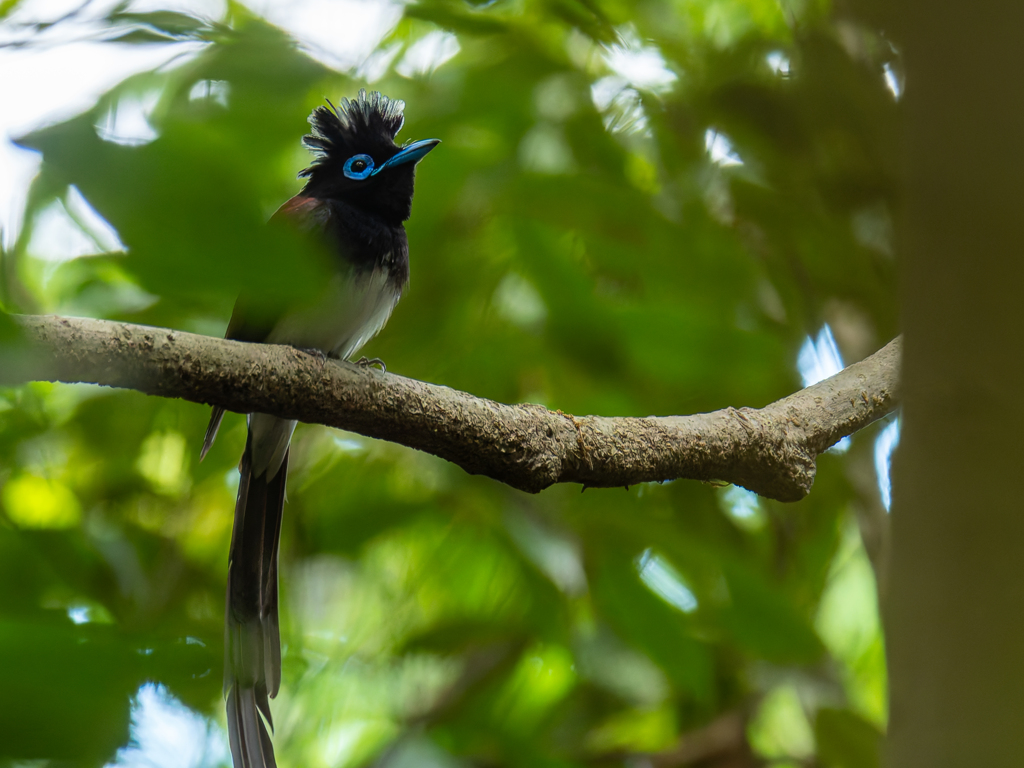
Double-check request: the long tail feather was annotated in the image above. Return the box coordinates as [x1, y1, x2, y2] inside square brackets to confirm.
[227, 685, 277, 768]
[226, 431, 287, 768]
[201, 405, 226, 461]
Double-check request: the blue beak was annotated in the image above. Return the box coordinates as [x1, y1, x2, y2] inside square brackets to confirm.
[373, 138, 440, 175]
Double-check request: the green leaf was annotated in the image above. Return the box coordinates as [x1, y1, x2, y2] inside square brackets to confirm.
[722, 563, 825, 664]
[109, 10, 212, 37]
[107, 27, 180, 43]
[0, 620, 139, 760]
[592, 553, 715, 702]
[0, 0, 23, 20]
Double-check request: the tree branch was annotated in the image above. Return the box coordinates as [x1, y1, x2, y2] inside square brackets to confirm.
[7, 314, 900, 502]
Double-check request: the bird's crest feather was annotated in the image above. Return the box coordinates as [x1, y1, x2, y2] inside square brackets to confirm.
[299, 90, 405, 178]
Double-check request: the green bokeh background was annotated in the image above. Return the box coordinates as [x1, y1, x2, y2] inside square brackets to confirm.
[0, 0, 897, 765]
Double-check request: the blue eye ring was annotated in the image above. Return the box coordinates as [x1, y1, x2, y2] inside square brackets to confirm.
[343, 154, 375, 180]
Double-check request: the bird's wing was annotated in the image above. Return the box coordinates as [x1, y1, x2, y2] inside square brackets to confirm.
[227, 195, 328, 342]
[201, 195, 329, 460]
[270, 193, 325, 229]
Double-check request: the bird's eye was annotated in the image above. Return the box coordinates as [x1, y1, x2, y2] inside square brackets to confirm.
[343, 154, 375, 180]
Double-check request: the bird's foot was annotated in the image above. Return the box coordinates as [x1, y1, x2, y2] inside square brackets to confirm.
[294, 346, 328, 370]
[355, 356, 387, 373]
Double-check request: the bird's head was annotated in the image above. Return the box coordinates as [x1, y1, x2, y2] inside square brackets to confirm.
[298, 90, 439, 224]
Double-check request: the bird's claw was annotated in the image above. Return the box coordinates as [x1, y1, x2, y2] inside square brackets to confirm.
[355, 356, 387, 373]
[294, 346, 328, 370]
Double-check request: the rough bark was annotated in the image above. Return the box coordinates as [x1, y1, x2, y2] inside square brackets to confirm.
[6, 314, 900, 502]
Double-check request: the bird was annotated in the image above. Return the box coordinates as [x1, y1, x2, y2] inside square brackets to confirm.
[200, 89, 438, 768]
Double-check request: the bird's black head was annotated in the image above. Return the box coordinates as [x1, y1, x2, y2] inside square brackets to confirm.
[299, 90, 438, 224]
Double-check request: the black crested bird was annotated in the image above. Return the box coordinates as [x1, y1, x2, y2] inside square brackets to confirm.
[201, 90, 438, 768]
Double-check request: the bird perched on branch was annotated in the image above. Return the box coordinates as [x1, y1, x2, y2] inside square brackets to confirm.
[201, 90, 438, 768]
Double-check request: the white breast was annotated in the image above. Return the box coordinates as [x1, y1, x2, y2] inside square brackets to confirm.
[266, 263, 402, 360]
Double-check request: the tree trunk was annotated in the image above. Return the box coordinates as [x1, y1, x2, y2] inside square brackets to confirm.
[886, 2, 1024, 765]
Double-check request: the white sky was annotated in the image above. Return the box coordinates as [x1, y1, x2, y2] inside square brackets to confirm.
[106, 682, 228, 768]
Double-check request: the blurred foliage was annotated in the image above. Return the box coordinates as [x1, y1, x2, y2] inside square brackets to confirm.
[0, 0, 898, 765]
